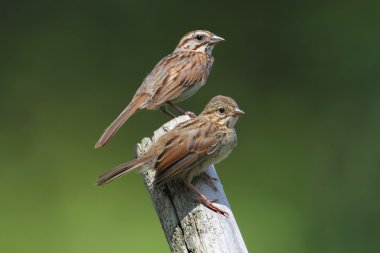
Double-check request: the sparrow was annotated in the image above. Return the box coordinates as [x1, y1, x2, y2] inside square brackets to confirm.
[96, 95, 244, 215]
[95, 30, 224, 148]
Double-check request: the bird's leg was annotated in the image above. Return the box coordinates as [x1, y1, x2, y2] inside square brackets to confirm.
[160, 105, 176, 119]
[166, 101, 185, 114]
[184, 181, 228, 216]
[166, 101, 197, 118]
[200, 172, 218, 192]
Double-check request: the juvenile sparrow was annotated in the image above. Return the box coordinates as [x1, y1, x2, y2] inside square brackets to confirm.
[95, 30, 224, 148]
[96, 95, 244, 215]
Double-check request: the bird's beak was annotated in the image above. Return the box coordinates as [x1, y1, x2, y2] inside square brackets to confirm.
[210, 35, 225, 44]
[233, 108, 245, 117]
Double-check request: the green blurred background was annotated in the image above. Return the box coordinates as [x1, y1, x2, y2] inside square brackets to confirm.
[1, 0, 379, 252]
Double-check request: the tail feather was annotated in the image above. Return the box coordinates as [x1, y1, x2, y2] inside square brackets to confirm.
[96, 159, 146, 186]
[95, 94, 149, 148]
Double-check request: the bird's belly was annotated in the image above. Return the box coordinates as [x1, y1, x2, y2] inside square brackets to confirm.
[170, 82, 203, 103]
[182, 147, 233, 183]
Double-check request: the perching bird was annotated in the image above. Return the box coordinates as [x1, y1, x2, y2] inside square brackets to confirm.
[96, 95, 244, 215]
[95, 30, 224, 148]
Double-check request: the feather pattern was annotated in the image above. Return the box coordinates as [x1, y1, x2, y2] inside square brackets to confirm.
[154, 124, 221, 186]
[95, 30, 223, 148]
[96, 95, 243, 215]
[145, 51, 213, 108]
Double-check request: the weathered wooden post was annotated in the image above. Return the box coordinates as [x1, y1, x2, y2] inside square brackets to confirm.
[136, 115, 248, 253]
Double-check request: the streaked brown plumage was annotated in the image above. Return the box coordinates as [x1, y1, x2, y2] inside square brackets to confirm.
[96, 96, 244, 215]
[95, 30, 224, 148]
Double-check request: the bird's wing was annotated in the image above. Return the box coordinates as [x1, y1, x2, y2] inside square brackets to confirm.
[154, 123, 220, 186]
[143, 52, 210, 109]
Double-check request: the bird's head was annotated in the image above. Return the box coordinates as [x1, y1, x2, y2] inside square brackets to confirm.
[201, 95, 244, 128]
[175, 30, 224, 54]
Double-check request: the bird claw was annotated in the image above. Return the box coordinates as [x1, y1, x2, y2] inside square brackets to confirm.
[203, 199, 228, 216]
[192, 197, 227, 216]
[185, 111, 197, 118]
[186, 182, 228, 216]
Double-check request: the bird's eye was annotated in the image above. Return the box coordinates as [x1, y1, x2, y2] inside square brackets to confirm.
[196, 34, 204, 41]
[217, 108, 225, 114]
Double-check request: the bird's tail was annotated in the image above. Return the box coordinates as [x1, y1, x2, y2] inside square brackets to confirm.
[96, 158, 148, 186]
[95, 94, 149, 148]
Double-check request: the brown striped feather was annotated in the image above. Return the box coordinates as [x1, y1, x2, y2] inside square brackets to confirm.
[154, 124, 221, 186]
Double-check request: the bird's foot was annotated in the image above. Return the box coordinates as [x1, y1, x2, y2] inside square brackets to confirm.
[185, 111, 197, 118]
[186, 181, 228, 216]
[200, 198, 228, 216]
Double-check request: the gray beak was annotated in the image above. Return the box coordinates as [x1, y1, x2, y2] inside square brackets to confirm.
[210, 34, 225, 44]
[233, 108, 245, 117]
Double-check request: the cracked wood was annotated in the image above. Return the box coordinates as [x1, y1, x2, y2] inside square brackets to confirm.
[135, 115, 248, 253]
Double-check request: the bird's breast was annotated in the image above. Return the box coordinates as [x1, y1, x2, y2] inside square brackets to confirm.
[214, 130, 237, 164]
[171, 54, 214, 103]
